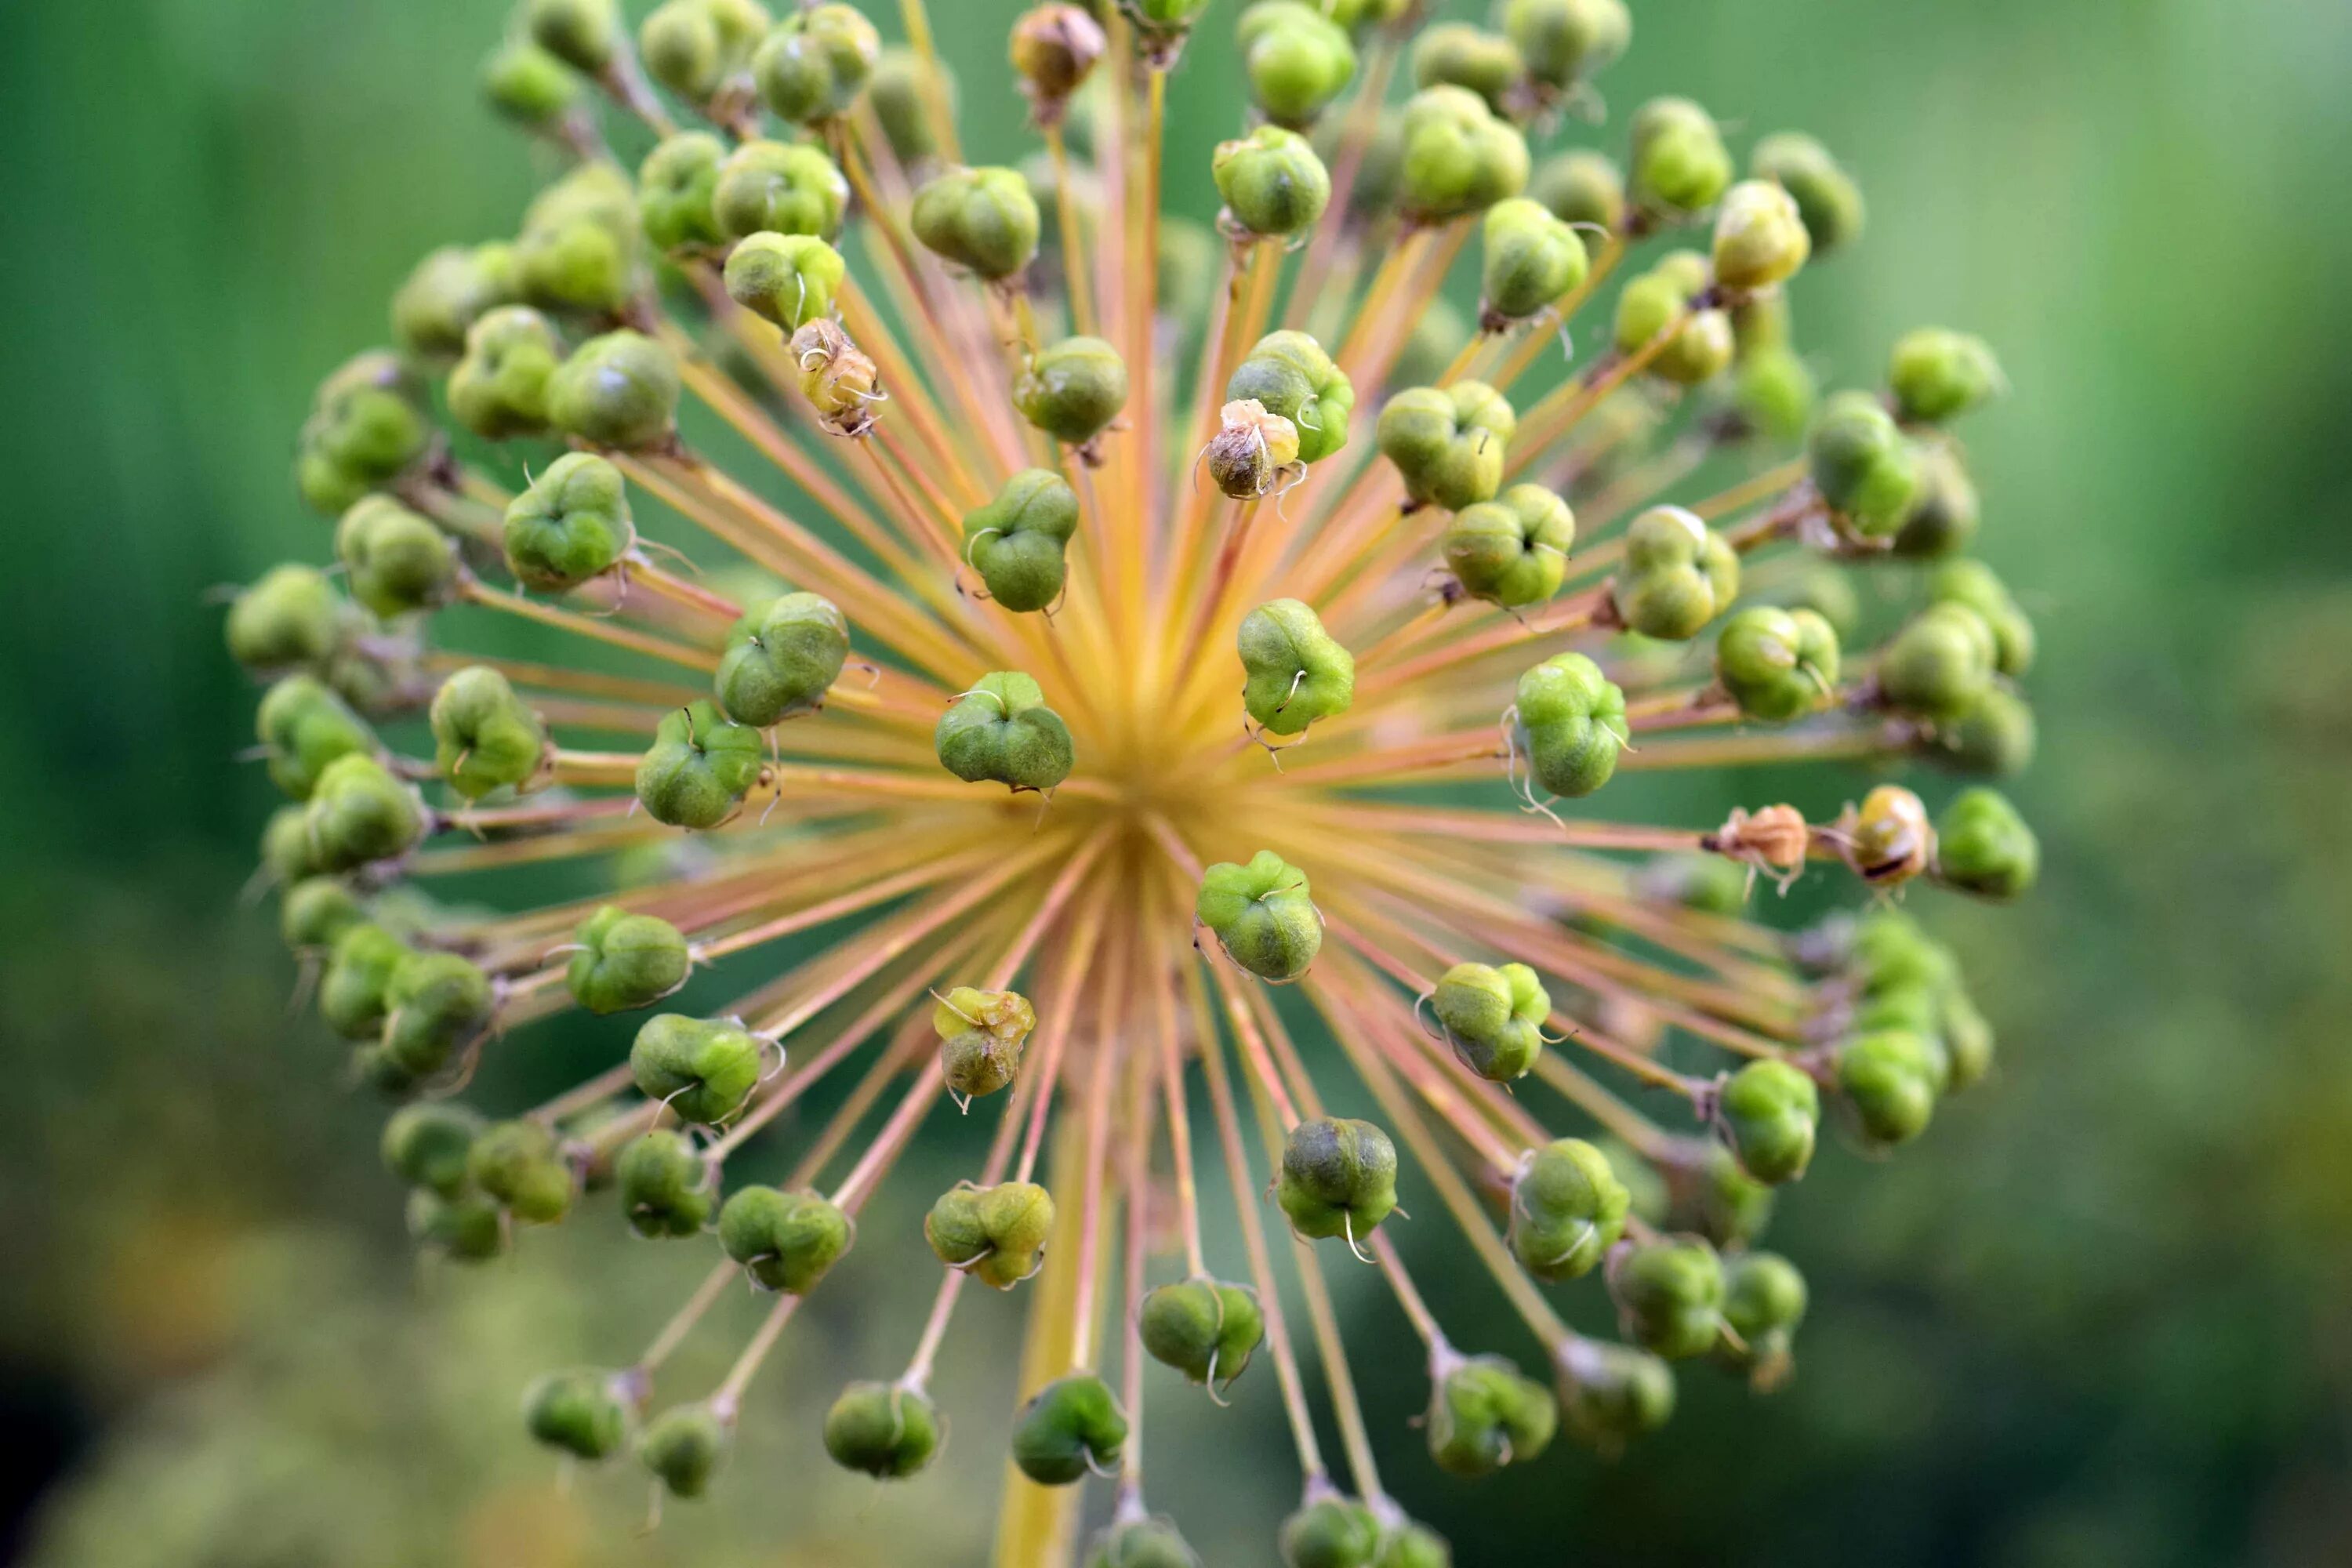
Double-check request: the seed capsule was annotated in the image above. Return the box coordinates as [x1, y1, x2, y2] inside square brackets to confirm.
[1411, 24, 1526, 117]
[1879, 603, 1998, 724]
[1374, 1523, 1452, 1568]
[1628, 96, 1732, 220]
[332, 497, 455, 620]
[525, 0, 619, 73]
[381, 1102, 483, 1196]
[1431, 960, 1550, 1081]
[1751, 131, 1865, 255]
[1426, 1353, 1558, 1475]
[933, 985, 1036, 1100]
[1718, 1250, 1807, 1388]
[718, 1185, 854, 1291]
[789, 318, 882, 435]
[1481, 197, 1589, 321]
[1610, 1236, 1726, 1359]
[1890, 441, 1980, 558]
[1846, 782, 1937, 888]
[1504, 0, 1632, 93]
[935, 671, 1075, 792]
[715, 591, 850, 726]
[524, 1369, 630, 1461]
[1237, 2, 1358, 128]
[1615, 506, 1739, 639]
[469, 1118, 576, 1225]
[1836, 1029, 1942, 1146]
[822, 1379, 941, 1477]
[379, 950, 494, 1082]
[1397, 85, 1530, 222]
[515, 163, 640, 316]
[911, 165, 1042, 281]
[637, 132, 728, 252]
[1213, 125, 1333, 239]
[1011, 5, 1108, 111]
[925, 1180, 1055, 1289]
[636, 700, 765, 828]
[1279, 1494, 1381, 1568]
[1205, 400, 1301, 499]
[638, 1, 731, 102]
[1226, 330, 1353, 464]
[1011, 1372, 1127, 1486]
[615, 1128, 716, 1238]
[1014, 336, 1129, 446]
[630, 1013, 766, 1124]
[482, 40, 579, 127]
[1509, 652, 1628, 799]
[1808, 389, 1922, 536]
[1276, 1116, 1399, 1243]
[1935, 787, 2038, 898]
[227, 565, 343, 672]
[1442, 484, 1574, 608]
[1889, 326, 2003, 425]
[449, 306, 564, 440]
[964, 469, 1079, 612]
[1087, 1517, 1203, 1568]
[868, 48, 953, 165]
[547, 329, 681, 450]
[391, 243, 520, 361]
[304, 754, 425, 871]
[1938, 685, 2036, 778]
[1239, 598, 1355, 737]
[295, 352, 429, 515]
[1714, 1058, 1820, 1184]
[723, 231, 844, 331]
[637, 1402, 730, 1498]
[1138, 1277, 1264, 1392]
[1711, 179, 1811, 293]
[321, 924, 412, 1040]
[1531, 147, 1625, 232]
[1613, 254, 1733, 385]
[568, 905, 693, 1014]
[1928, 558, 2035, 677]
[408, 1187, 506, 1261]
[713, 139, 851, 241]
[752, 3, 879, 125]
[1377, 381, 1515, 511]
[1715, 605, 1839, 722]
[1196, 850, 1322, 981]
[504, 452, 635, 590]
[1508, 1137, 1628, 1280]
[429, 666, 549, 800]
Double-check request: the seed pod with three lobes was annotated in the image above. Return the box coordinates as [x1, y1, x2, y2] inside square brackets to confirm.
[1715, 1058, 1820, 1184]
[295, 352, 429, 515]
[1532, 148, 1625, 233]
[482, 39, 579, 128]
[823, 1379, 942, 1477]
[1482, 198, 1589, 322]
[515, 163, 640, 316]
[615, 1127, 716, 1237]
[964, 469, 1078, 612]
[1929, 558, 2035, 677]
[911, 165, 1040, 280]
[1087, 1517, 1202, 1568]
[639, 0, 766, 103]
[391, 242, 519, 361]
[304, 755, 426, 872]
[1427, 1353, 1559, 1475]
[381, 1102, 483, 1197]
[568, 905, 693, 1014]
[1374, 1522, 1453, 1568]
[1846, 782, 1936, 891]
[227, 564, 343, 672]
[935, 672, 1074, 792]
[1240, 599, 1355, 737]
[1227, 330, 1353, 466]
[1509, 652, 1628, 798]
[1628, 96, 1733, 220]
[1011, 1372, 1128, 1485]
[525, 0, 619, 71]
[1939, 684, 2036, 778]
[1836, 1029, 1942, 1146]
[408, 1187, 506, 1261]
[1557, 1334, 1676, 1453]
[637, 132, 728, 252]
[638, 1402, 731, 1497]
[1751, 132, 1865, 255]
[1443, 485, 1575, 608]
[1808, 390, 1922, 537]
[1412, 25, 1526, 117]
[715, 592, 850, 725]
[1505, 0, 1632, 93]
[1196, 850, 1321, 981]
[1011, 5, 1107, 111]
[320, 924, 412, 1039]
[1015, 336, 1129, 446]
[1670, 1145, 1777, 1247]
[1276, 1116, 1399, 1244]
[1615, 506, 1740, 639]
[1936, 786, 2039, 899]
[713, 140, 850, 242]
[1716, 605, 1839, 722]
[1236, 2, 1357, 128]
[1712, 179, 1811, 294]
[1719, 1250, 1807, 1388]
[1508, 1137, 1629, 1280]
[547, 330, 681, 450]
[1398, 85, 1530, 222]
[933, 985, 1036, 1101]
[429, 666, 549, 800]
[1892, 442, 1980, 557]
[631, 1013, 766, 1124]
[1610, 1237, 1726, 1359]
[1138, 1277, 1265, 1392]
[753, 3, 880, 125]
[468, 1118, 577, 1225]
[281, 877, 363, 952]
[524, 1368, 631, 1461]
[1214, 125, 1332, 239]
[449, 306, 564, 440]
[636, 700, 765, 828]
[1890, 327, 2003, 426]
[719, 1185, 854, 1291]
[1879, 602, 1998, 724]
[925, 1179, 1055, 1288]
[379, 950, 494, 1084]
[257, 673, 375, 800]
[1377, 381, 1515, 510]
[1613, 252, 1733, 385]
[1279, 1493, 1381, 1568]
[334, 498, 456, 621]
[504, 452, 635, 590]
[724, 231, 844, 332]
[1432, 960, 1550, 1081]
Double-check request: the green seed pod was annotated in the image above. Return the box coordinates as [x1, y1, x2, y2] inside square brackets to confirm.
[429, 666, 549, 800]
[526, 0, 619, 72]
[714, 592, 851, 725]
[335, 497, 455, 620]
[1212, 125, 1332, 239]
[1508, 1137, 1628, 1281]
[1938, 684, 2035, 777]
[281, 875, 365, 950]
[1226, 330, 1353, 466]
[1442, 484, 1573, 609]
[1239, 599, 1355, 738]
[1011, 1372, 1127, 1486]
[1711, 179, 1811, 293]
[1011, 5, 1107, 107]
[296, 352, 429, 514]
[1237, 2, 1358, 128]
[568, 905, 693, 1014]
[639, 1, 725, 101]
[504, 451, 634, 590]
[1673, 1151, 1777, 1244]
[1374, 1523, 1452, 1568]
[1014, 336, 1129, 445]
[380, 1102, 483, 1196]
[638, 1403, 730, 1498]
[1376, 380, 1515, 511]
[1879, 602, 1998, 723]
[1628, 96, 1733, 220]
[1138, 1277, 1264, 1392]
[636, 700, 765, 828]
[910, 165, 1041, 281]
[468, 1118, 576, 1225]
[1616, 506, 1740, 640]
[630, 1013, 765, 1124]
[1928, 558, 2035, 677]
[1509, 652, 1628, 799]
[1411, 24, 1525, 116]
[1279, 1494, 1381, 1568]
[1196, 849, 1321, 982]
[935, 671, 1075, 792]
[964, 469, 1080, 612]
[1087, 1518, 1202, 1568]
[1504, 0, 1631, 92]
[1397, 85, 1530, 222]
[1715, 605, 1838, 721]
[1427, 1353, 1558, 1475]
[391, 243, 520, 361]
[262, 804, 322, 886]
[1890, 443, 1980, 558]
[1531, 148, 1624, 233]
[482, 40, 580, 127]
[868, 48, 953, 165]
[718, 1185, 854, 1291]
[1610, 1237, 1726, 1359]
[933, 985, 1036, 1101]
[515, 162, 641, 315]
[524, 1369, 630, 1460]
[1807, 390, 1921, 536]
[1940, 985, 1996, 1094]
[407, 1186, 507, 1261]
[380, 950, 493, 1080]
[1889, 327, 2002, 425]
[925, 1179, 1056, 1289]
[1432, 960, 1549, 1081]
[1733, 343, 1818, 445]
[713, 139, 851, 242]
[1835, 1029, 1941, 1146]
[448, 305, 564, 441]
[320, 924, 411, 1039]
[1936, 787, 2038, 898]
[822, 1380, 942, 1477]
[615, 1128, 716, 1238]
[753, 4, 880, 125]
[1613, 258, 1734, 385]
[227, 565, 342, 671]
[303, 754, 424, 871]
[1481, 198, 1589, 322]
[547, 329, 681, 450]
[637, 132, 728, 252]
[1714, 1059, 1820, 1185]
[1719, 1250, 1807, 1386]
[723, 232, 844, 331]
[1276, 1116, 1399, 1243]
[1751, 132, 1864, 255]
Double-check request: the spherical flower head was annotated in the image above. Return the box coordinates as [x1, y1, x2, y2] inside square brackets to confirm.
[296, 352, 429, 515]
[1276, 1115, 1399, 1243]
[1504, 0, 1632, 92]
[932, 985, 1036, 1100]
[1240, 598, 1356, 737]
[1279, 1494, 1381, 1568]
[1012, 5, 1108, 110]
[1508, 1136, 1628, 1280]
[1138, 1276, 1264, 1392]
[407, 1185, 506, 1261]
[568, 905, 693, 1014]
[1411, 24, 1526, 117]
[715, 591, 851, 725]
[1890, 443, 1981, 558]
[320, 924, 411, 1040]
[1377, 380, 1515, 511]
[615, 1127, 716, 1237]
[789, 318, 881, 434]
[935, 671, 1075, 792]
[1879, 602, 1998, 724]
[964, 469, 1079, 612]
[379, 949, 494, 1085]
[636, 700, 764, 827]
[468, 1117, 576, 1225]
[1011, 1372, 1128, 1486]
[1227, 330, 1353, 466]
[719, 1185, 855, 1291]
[638, 1402, 731, 1498]
[1628, 96, 1733, 220]
[1426, 1352, 1558, 1475]
[1213, 125, 1333, 240]
[516, 163, 641, 315]
[380, 1102, 483, 1197]
[1836, 1029, 1942, 1146]
[1936, 787, 2038, 898]
[391, 242, 520, 361]
[1014, 336, 1129, 445]
[1237, 2, 1358, 128]
[823, 1380, 941, 1478]
[1940, 685, 2036, 778]
[1481, 197, 1589, 322]
[912, 165, 1042, 281]
[1610, 1236, 1726, 1359]
[449, 305, 564, 440]
[925, 1179, 1054, 1289]
[1432, 960, 1550, 1081]
[1510, 651, 1628, 799]
[1711, 179, 1812, 294]
[1397, 85, 1530, 223]
[1715, 605, 1838, 722]
[227, 565, 343, 671]
[1442, 483, 1574, 608]
[1087, 1517, 1203, 1568]
[1929, 557, 2035, 676]
[1889, 327, 2003, 425]
[753, 4, 880, 125]
[1614, 505, 1739, 640]
[526, 0, 619, 74]
[1751, 132, 1865, 255]
[1196, 850, 1322, 981]
[723, 231, 845, 330]
[429, 666, 549, 800]
[630, 1013, 765, 1124]
[1808, 390, 1921, 536]
[503, 452, 634, 590]
[547, 329, 681, 450]
[1531, 148, 1625, 233]
[1613, 254, 1734, 385]
[303, 753, 424, 871]
[638, 132, 730, 252]
[481, 39, 580, 127]
[1715, 1058, 1820, 1184]
[714, 139, 851, 241]
[524, 1369, 630, 1461]
[867, 48, 951, 164]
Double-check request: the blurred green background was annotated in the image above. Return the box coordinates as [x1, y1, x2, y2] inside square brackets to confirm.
[4, 0, 2350, 1563]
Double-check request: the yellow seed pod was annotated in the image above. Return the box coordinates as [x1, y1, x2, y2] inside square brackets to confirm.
[1843, 785, 1933, 888]
[789, 318, 881, 437]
